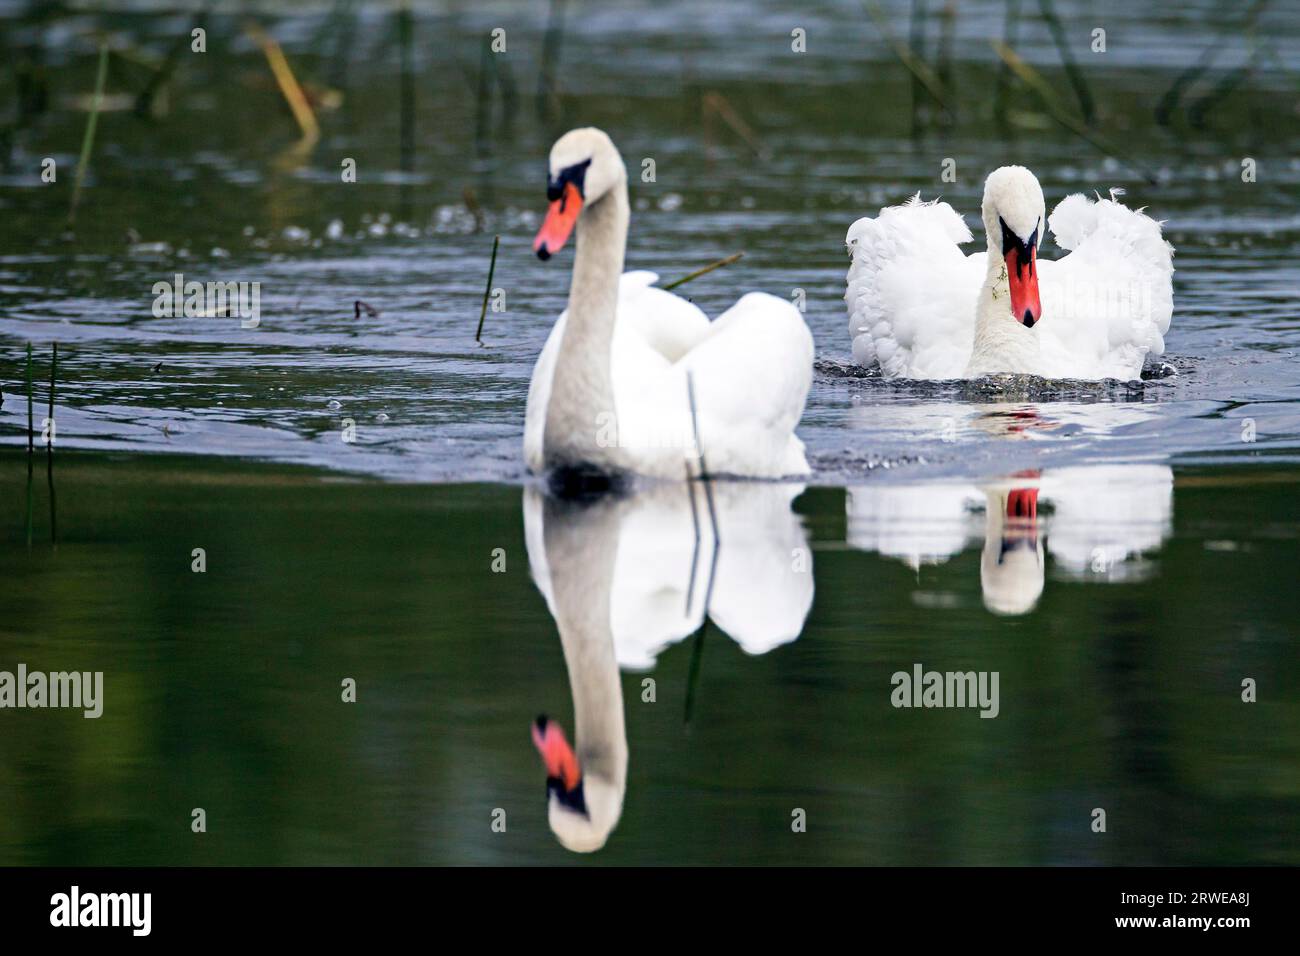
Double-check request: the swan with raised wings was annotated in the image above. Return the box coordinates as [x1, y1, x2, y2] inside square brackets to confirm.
[525, 127, 813, 484]
[845, 166, 1174, 381]
[845, 464, 1174, 615]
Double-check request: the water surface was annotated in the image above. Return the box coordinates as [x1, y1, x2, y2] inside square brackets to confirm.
[0, 453, 1295, 864]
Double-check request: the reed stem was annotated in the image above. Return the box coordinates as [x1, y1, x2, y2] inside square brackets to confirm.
[26, 342, 33, 453]
[47, 342, 56, 449]
[991, 41, 1155, 184]
[1037, 0, 1095, 125]
[862, 0, 952, 119]
[247, 21, 320, 144]
[68, 43, 108, 225]
[475, 235, 500, 343]
[662, 252, 743, 291]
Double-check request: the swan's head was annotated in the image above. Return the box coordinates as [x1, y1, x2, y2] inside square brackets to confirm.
[980, 485, 1044, 615]
[982, 166, 1046, 329]
[534, 127, 627, 261]
[531, 715, 623, 853]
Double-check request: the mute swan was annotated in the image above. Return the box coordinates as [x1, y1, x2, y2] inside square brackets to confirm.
[979, 479, 1046, 616]
[525, 481, 814, 852]
[845, 166, 1174, 381]
[528, 491, 628, 854]
[525, 127, 814, 484]
[845, 464, 1174, 615]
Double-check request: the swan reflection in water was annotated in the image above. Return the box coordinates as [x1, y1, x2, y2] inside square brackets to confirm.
[847, 464, 1174, 615]
[524, 481, 813, 852]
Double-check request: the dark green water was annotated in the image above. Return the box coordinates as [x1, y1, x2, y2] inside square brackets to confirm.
[1, 451, 1295, 864]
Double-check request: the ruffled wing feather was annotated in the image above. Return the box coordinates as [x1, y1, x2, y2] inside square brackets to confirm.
[845, 195, 983, 379]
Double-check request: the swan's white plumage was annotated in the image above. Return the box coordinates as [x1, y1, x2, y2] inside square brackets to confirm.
[528, 127, 812, 480]
[1039, 464, 1173, 578]
[526, 273, 813, 479]
[845, 187, 1174, 381]
[1032, 194, 1175, 379]
[844, 481, 984, 569]
[846, 196, 982, 379]
[525, 483, 813, 671]
[525, 271, 707, 473]
[522, 480, 813, 852]
[613, 270, 711, 362]
[844, 465, 1174, 614]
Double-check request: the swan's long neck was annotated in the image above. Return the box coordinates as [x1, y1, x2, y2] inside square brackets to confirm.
[968, 210, 1038, 375]
[975, 218, 1014, 342]
[544, 498, 628, 788]
[979, 486, 1045, 615]
[543, 184, 630, 471]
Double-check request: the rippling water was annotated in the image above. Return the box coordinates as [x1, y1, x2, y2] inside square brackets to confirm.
[0, 1, 1297, 865]
[2, 0, 1298, 481]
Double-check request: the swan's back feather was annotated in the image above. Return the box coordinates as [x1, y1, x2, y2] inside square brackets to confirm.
[612, 271, 711, 362]
[678, 292, 813, 477]
[526, 277, 812, 479]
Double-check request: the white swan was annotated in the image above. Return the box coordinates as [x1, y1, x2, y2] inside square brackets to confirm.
[846, 464, 1174, 615]
[978, 478, 1047, 616]
[845, 166, 1175, 381]
[525, 482, 813, 670]
[525, 127, 814, 483]
[525, 481, 814, 852]
[526, 490, 629, 854]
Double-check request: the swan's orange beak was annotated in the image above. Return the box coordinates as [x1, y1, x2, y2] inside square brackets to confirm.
[1005, 241, 1041, 329]
[532, 715, 581, 791]
[1005, 486, 1039, 522]
[534, 183, 583, 261]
